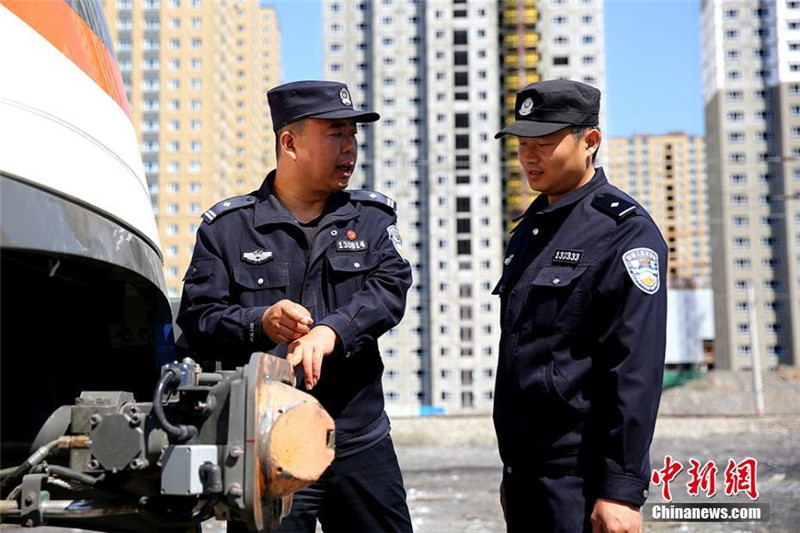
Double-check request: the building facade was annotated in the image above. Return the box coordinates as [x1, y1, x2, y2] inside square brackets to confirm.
[100, 0, 280, 298]
[606, 133, 711, 287]
[500, 0, 606, 229]
[322, 0, 607, 414]
[324, 0, 504, 414]
[701, 0, 800, 369]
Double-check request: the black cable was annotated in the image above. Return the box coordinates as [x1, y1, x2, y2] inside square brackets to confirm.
[0, 439, 59, 491]
[152, 368, 198, 443]
[46, 464, 99, 488]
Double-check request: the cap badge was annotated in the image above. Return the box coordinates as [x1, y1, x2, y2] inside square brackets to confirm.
[519, 97, 534, 117]
[339, 87, 352, 106]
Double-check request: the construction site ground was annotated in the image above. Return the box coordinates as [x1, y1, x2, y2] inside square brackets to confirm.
[392, 366, 800, 532]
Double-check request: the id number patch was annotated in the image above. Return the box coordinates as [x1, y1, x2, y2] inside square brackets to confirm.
[552, 249, 583, 265]
[336, 240, 367, 252]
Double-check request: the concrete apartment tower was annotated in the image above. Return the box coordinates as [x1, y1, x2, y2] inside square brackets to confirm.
[702, 0, 800, 369]
[606, 134, 711, 287]
[324, 0, 504, 414]
[500, 0, 606, 228]
[100, 0, 280, 299]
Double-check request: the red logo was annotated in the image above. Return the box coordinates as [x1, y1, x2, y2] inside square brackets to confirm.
[724, 457, 759, 500]
[652, 455, 683, 501]
[651, 455, 760, 502]
[687, 459, 718, 497]
[347, 230, 357, 240]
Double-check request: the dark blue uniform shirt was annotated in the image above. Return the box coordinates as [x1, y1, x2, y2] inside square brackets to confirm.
[177, 171, 412, 457]
[493, 168, 667, 507]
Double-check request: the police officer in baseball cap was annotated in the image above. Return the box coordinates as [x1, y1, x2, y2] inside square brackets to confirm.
[492, 79, 667, 532]
[178, 80, 413, 532]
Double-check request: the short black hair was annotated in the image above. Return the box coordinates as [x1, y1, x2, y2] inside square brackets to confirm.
[571, 125, 601, 164]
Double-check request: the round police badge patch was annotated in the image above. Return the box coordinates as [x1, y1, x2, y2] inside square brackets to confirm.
[387, 224, 407, 262]
[518, 97, 534, 116]
[622, 247, 660, 294]
[339, 87, 352, 106]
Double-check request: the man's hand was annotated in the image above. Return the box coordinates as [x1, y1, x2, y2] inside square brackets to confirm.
[261, 300, 313, 344]
[591, 498, 641, 533]
[286, 325, 338, 389]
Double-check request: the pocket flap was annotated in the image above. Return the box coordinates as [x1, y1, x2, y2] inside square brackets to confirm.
[328, 250, 378, 273]
[532, 265, 587, 287]
[183, 258, 214, 282]
[232, 263, 289, 289]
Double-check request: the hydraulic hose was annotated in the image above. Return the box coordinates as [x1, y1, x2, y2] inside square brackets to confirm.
[152, 368, 198, 443]
[0, 436, 88, 491]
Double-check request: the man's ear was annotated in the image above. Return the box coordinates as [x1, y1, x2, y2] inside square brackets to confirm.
[585, 128, 601, 159]
[280, 130, 298, 161]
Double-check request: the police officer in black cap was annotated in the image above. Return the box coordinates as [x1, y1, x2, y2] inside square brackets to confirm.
[492, 79, 667, 532]
[177, 80, 413, 532]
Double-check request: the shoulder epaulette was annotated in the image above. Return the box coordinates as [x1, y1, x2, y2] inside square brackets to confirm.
[349, 189, 397, 211]
[591, 193, 638, 222]
[201, 195, 257, 224]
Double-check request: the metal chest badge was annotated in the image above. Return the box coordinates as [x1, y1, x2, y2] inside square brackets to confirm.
[622, 247, 660, 294]
[242, 249, 273, 264]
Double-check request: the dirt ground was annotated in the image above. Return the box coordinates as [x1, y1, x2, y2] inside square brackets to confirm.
[394, 415, 800, 533]
[391, 367, 800, 532]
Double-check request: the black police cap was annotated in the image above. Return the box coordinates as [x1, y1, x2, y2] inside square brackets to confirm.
[267, 80, 380, 131]
[495, 79, 600, 139]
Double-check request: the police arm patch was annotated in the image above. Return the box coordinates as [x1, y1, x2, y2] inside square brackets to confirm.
[387, 224, 408, 262]
[622, 247, 660, 294]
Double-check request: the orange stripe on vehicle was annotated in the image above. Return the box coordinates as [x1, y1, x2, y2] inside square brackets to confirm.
[2, 0, 131, 119]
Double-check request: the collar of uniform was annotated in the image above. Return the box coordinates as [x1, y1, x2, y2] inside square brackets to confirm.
[524, 167, 608, 219]
[253, 170, 359, 228]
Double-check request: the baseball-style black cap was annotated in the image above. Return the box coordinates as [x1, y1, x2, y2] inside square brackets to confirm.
[267, 80, 380, 131]
[495, 79, 600, 139]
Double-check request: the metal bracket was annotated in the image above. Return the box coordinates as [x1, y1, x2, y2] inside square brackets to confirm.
[20, 473, 47, 527]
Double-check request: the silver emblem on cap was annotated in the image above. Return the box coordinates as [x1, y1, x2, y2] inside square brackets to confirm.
[519, 97, 534, 116]
[340, 87, 352, 106]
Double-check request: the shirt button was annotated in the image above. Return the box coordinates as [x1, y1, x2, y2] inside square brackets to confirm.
[552, 277, 561, 285]
[192, 267, 197, 274]
[643, 489, 649, 498]
[257, 278, 264, 285]
[505, 466, 513, 474]
[532, 228, 539, 236]
[353, 262, 361, 268]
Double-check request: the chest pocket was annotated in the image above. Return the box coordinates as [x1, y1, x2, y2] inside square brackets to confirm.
[528, 265, 587, 331]
[326, 250, 380, 308]
[232, 262, 289, 305]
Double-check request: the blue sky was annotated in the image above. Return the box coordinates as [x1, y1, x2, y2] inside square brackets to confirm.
[266, 0, 703, 138]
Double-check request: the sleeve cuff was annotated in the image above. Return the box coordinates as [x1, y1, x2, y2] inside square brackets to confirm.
[317, 314, 357, 356]
[243, 306, 276, 351]
[597, 472, 650, 507]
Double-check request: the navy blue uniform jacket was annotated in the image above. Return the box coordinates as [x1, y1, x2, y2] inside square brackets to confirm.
[493, 168, 667, 507]
[177, 171, 412, 457]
